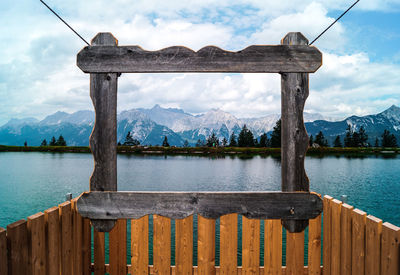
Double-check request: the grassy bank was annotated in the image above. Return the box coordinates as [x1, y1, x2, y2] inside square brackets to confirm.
[1, 145, 399, 155]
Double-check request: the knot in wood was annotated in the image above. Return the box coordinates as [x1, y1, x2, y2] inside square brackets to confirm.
[289, 207, 295, 215]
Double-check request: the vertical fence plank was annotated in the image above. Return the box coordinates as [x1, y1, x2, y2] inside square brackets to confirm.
[285, 231, 304, 275]
[322, 195, 333, 275]
[94, 230, 105, 275]
[7, 220, 29, 275]
[308, 214, 321, 275]
[198, 215, 216, 275]
[242, 217, 260, 275]
[330, 199, 342, 275]
[109, 219, 127, 275]
[365, 215, 382, 275]
[380, 222, 400, 275]
[0, 227, 8, 275]
[351, 209, 366, 275]
[27, 212, 46, 275]
[131, 216, 149, 275]
[340, 203, 353, 275]
[220, 213, 238, 275]
[72, 199, 83, 275]
[264, 219, 282, 275]
[176, 216, 194, 275]
[45, 206, 60, 275]
[60, 201, 73, 275]
[153, 215, 171, 275]
[82, 218, 91, 275]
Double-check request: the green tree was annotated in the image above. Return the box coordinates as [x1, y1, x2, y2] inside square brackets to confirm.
[315, 131, 328, 147]
[270, 119, 281, 148]
[382, 130, 398, 147]
[40, 139, 47, 146]
[333, 135, 342, 148]
[162, 136, 170, 147]
[24, 141, 27, 147]
[195, 139, 205, 147]
[49, 136, 57, 146]
[238, 124, 254, 147]
[222, 137, 228, 146]
[183, 140, 189, 147]
[259, 133, 269, 147]
[123, 132, 140, 146]
[56, 135, 67, 146]
[309, 135, 314, 146]
[206, 133, 219, 147]
[344, 125, 353, 147]
[374, 137, 379, 147]
[358, 126, 368, 147]
[229, 133, 237, 147]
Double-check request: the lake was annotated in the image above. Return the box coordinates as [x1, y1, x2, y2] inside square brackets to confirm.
[1, 152, 399, 264]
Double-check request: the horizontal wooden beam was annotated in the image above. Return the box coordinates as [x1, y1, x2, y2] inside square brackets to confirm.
[77, 191, 322, 223]
[77, 45, 322, 73]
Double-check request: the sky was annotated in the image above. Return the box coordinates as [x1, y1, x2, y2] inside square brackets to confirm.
[1, 0, 400, 125]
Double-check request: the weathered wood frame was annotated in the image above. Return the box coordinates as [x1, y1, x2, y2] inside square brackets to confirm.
[76, 32, 323, 233]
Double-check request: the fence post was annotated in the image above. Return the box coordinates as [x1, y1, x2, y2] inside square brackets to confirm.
[89, 32, 118, 232]
[280, 32, 310, 233]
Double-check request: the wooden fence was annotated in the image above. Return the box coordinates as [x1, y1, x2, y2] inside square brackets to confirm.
[0, 195, 399, 275]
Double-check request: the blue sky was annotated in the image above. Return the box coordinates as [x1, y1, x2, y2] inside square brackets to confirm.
[1, 0, 400, 125]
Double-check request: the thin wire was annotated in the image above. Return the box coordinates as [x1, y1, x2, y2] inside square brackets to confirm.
[39, 0, 90, 46]
[310, 0, 360, 45]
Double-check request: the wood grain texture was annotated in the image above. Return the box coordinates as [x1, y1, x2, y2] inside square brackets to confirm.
[285, 232, 304, 275]
[27, 212, 46, 275]
[308, 214, 321, 275]
[89, 33, 118, 232]
[153, 215, 171, 275]
[93, 230, 105, 275]
[380, 222, 400, 275]
[176, 216, 194, 275]
[77, 44, 322, 73]
[131, 216, 149, 275]
[0, 227, 8, 275]
[60, 201, 73, 275]
[322, 195, 333, 275]
[340, 203, 354, 275]
[220, 214, 238, 275]
[264, 219, 282, 275]
[280, 32, 310, 233]
[330, 199, 342, 275]
[82, 218, 91, 275]
[197, 216, 216, 275]
[44, 206, 60, 275]
[365, 215, 382, 275]
[77, 191, 322, 223]
[6, 220, 29, 275]
[242, 216, 260, 275]
[351, 209, 366, 275]
[109, 219, 127, 275]
[72, 199, 83, 275]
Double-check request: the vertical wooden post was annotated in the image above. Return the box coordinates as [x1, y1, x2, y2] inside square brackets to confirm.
[45, 206, 60, 275]
[6, 220, 29, 275]
[280, 32, 310, 233]
[198, 216, 216, 275]
[264, 219, 282, 275]
[27, 212, 46, 275]
[0, 227, 8, 275]
[89, 32, 118, 232]
[308, 215, 321, 275]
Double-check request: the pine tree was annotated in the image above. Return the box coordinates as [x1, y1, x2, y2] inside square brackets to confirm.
[49, 136, 57, 146]
[358, 126, 368, 147]
[333, 135, 342, 148]
[40, 139, 47, 146]
[229, 133, 237, 147]
[162, 136, 170, 147]
[238, 125, 254, 147]
[123, 132, 140, 146]
[309, 135, 314, 146]
[382, 130, 398, 147]
[259, 133, 269, 147]
[196, 139, 205, 147]
[374, 137, 379, 147]
[206, 133, 219, 147]
[344, 125, 353, 147]
[315, 131, 328, 147]
[24, 141, 27, 147]
[56, 135, 67, 146]
[222, 137, 228, 147]
[270, 119, 281, 148]
[183, 140, 189, 147]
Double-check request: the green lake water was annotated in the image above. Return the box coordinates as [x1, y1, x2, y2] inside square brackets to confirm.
[1, 152, 399, 265]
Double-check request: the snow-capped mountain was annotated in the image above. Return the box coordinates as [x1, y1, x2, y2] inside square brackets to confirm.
[1, 104, 399, 146]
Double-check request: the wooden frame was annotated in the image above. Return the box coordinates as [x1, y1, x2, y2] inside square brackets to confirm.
[76, 32, 323, 233]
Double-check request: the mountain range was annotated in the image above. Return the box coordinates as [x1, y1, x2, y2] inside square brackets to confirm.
[1, 104, 399, 146]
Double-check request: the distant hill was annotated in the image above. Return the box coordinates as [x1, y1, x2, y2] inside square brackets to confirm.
[0, 105, 399, 146]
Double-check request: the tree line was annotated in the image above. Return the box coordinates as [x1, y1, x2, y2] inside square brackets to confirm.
[39, 135, 67, 146]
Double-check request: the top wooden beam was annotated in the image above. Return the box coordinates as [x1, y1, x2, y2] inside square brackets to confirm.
[77, 40, 322, 74]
